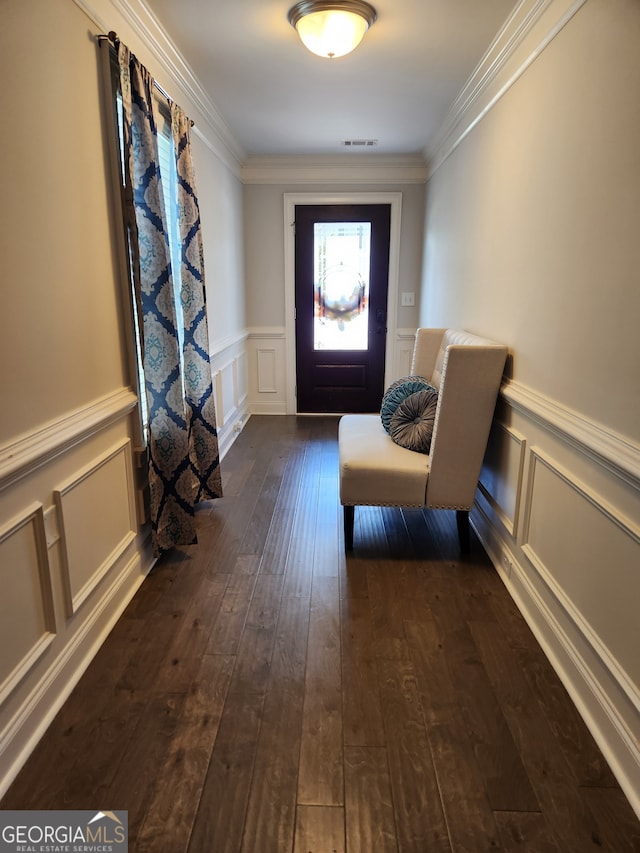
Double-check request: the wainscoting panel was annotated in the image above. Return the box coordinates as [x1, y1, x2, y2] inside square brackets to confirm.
[473, 380, 640, 817]
[234, 350, 248, 410]
[479, 421, 526, 538]
[0, 388, 138, 493]
[247, 328, 288, 415]
[395, 330, 418, 380]
[0, 504, 55, 707]
[215, 359, 238, 427]
[0, 389, 154, 799]
[246, 327, 419, 415]
[55, 439, 137, 617]
[522, 447, 640, 687]
[210, 332, 250, 459]
[257, 347, 278, 394]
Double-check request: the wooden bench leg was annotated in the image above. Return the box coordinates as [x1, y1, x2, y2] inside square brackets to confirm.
[343, 505, 355, 551]
[456, 510, 470, 556]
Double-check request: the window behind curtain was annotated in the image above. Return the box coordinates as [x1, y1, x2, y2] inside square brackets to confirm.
[115, 93, 184, 441]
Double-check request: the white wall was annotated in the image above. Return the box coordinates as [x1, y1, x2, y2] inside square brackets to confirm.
[194, 140, 249, 447]
[419, 0, 640, 814]
[0, 0, 247, 796]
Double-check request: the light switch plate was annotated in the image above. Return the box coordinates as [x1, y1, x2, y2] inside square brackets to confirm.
[401, 291, 415, 307]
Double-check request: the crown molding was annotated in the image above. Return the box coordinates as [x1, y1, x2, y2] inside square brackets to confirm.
[241, 154, 428, 185]
[427, 0, 587, 176]
[74, 0, 247, 177]
[113, 0, 246, 173]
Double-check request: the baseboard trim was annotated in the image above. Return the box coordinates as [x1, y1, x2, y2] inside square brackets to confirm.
[0, 540, 154, 800]
[249, 402, 288, 416]
[218, 405, 250, 460]
[472, 501, 640, 820]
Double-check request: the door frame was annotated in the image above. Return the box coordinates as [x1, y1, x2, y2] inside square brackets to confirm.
[284, 192, 402, 414]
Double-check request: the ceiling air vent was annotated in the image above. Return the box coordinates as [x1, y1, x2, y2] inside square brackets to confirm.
[342, 139, 378, 147]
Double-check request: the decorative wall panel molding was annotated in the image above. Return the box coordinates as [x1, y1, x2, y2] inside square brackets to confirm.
[210, 335, 249, 459]
[472, 387, 640, 817]
[43, 506, 62, 550]
[395, 328, 418, 378]
[0, 388, 138, 493]
[215, 359, 238, 425]
[55, 439, 137, 617]
[257, 349, 278, 394]
[521, 447, 640, 690]
[246, 328, 288, 416]
[479, 421, 527, 538]
[234, 351, 248, 408]
[0, 546, 150, 801]
[0, 504, 56, 707]
[502, 379, 640, 487]
[475, 492, 640, 820]
[245, 326, 417, 415]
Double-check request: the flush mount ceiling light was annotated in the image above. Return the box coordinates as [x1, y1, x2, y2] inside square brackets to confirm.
[288, 0, 377, 59]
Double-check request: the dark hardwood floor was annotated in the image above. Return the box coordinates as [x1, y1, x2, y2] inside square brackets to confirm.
[3, 415, 639, 852]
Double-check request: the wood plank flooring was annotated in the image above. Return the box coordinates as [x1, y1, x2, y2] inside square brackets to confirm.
[3, 415, 639, 852]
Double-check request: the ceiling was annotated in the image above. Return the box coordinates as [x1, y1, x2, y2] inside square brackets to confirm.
[143, 0, 519, 159]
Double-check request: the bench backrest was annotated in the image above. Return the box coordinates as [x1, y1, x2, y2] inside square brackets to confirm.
[411, 328, 507, 509]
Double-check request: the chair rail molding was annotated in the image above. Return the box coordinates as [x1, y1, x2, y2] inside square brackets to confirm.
[501, 378, 640, 488]
[0, 388, 138, 493]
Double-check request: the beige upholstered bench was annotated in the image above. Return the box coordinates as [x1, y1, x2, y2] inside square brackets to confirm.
[339, 328, 507, 552]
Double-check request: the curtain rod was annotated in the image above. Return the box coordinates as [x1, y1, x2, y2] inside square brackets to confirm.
[97, 31, 194, 127]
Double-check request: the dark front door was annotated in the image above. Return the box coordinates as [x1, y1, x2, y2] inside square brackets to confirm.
[294, 204, 391, 413]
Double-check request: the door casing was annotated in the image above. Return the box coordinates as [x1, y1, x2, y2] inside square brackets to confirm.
[284, 192, 402, 414]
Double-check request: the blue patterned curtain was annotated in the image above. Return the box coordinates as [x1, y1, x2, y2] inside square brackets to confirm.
[117, 43, 222, 555]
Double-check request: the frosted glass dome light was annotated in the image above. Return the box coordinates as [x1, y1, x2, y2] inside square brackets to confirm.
[288, 1, 377, 59]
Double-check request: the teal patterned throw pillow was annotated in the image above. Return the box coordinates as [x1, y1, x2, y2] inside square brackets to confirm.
[380, 375, 435, 433]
